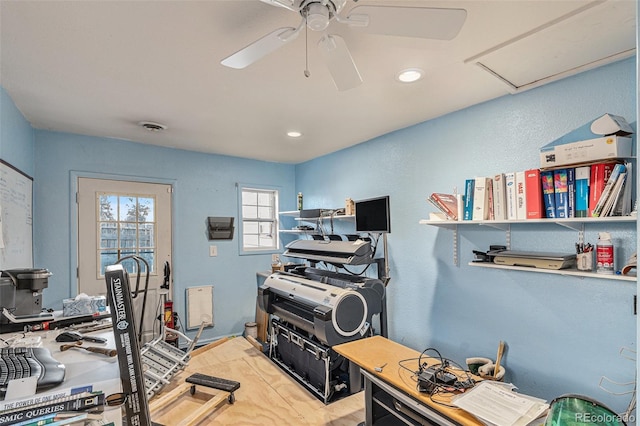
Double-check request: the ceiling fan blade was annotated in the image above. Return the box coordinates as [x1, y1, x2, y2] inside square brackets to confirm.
[221, 27, 300, 69]
[346, 6, 467, 40]
[318, 34, 362, 91]
[259, 0, 299, 12]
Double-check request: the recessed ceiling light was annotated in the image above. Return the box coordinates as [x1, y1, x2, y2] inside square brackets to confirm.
[287, 131, 303, 138]
[396, 68, 424, 83]
[138, 121, 168, 132]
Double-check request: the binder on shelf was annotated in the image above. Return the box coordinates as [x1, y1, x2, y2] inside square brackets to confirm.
[463, 179, 475, 220]
[487, 178, 495, 220]
[472, 177, 492, 221]
[505, 172, 517, 220]
[566, 168, 575, 218]
[553, 169, 569, 218]
[515, 171, 527, 220]
[540, 170, 556, 219]
[575, 166, 590, 218]
[524, 169, 543, 219]
[492, 173, 507, 221]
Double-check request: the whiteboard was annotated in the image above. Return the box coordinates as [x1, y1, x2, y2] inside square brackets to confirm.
[0, 159, 33, 269]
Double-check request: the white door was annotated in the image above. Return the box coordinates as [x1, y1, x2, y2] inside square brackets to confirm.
[77, 178, 172, 343]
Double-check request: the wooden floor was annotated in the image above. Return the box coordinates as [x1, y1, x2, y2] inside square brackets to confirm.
[149, 337, 365, 425]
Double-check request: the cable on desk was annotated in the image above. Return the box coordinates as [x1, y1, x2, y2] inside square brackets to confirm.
[397, 350, 477, 409]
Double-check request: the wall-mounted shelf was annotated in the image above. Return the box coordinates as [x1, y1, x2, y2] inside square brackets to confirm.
[420, 216, 636, 228]
[468, 261, 636, 282]
[420, 216, 637, 271]
[280, 210, 355, 220]
[279, 210, 354, 235]
[279, 229, 317, 234]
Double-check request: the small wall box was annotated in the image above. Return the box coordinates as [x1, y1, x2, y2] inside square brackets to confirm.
[539, 135, 633, 169]
[207, 217, 234, 240]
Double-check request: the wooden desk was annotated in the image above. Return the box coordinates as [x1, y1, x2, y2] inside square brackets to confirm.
[333, 336, 483, 426]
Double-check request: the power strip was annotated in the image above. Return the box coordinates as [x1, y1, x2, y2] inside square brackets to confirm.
[417, 366, 457, 393]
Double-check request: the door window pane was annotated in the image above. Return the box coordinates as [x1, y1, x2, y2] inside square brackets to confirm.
[96, 193, 157, 276]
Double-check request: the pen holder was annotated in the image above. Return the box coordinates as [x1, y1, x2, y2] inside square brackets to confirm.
[576, 252, 593, 271]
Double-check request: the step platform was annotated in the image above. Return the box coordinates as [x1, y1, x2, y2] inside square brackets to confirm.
[149, 373, 241, 426]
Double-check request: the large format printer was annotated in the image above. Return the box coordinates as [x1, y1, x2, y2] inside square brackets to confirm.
[259, 239, 386, 403]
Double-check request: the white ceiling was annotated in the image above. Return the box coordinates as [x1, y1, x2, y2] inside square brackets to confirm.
[0, 0, 636, 164]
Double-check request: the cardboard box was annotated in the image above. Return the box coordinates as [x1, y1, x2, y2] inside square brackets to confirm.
[63, 295, 107, 317]
[539, 135, 632, 169]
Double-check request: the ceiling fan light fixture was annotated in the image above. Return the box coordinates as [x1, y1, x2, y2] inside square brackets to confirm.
[306, 3, 330, 31]
[287, 130, 303, 138]
[396, 68, 424, 83]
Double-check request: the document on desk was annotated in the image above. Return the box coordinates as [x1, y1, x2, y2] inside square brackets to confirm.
[451, 381, 549, 426]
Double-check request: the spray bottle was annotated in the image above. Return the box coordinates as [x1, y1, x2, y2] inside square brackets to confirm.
[596, 232, 614, 274]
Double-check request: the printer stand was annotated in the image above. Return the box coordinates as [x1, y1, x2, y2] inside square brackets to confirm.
[269, 318, 357, 404]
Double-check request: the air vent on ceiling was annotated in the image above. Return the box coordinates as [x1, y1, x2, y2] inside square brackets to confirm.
[138, 121, 168, 132]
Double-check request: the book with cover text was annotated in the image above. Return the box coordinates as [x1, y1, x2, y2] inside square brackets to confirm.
[566, 168, 575, 218]
[0, 392, 105, 426]
[515, 171, 527, 220]
[492, 173, 507, 221]
[463, 179, 475, 220]
[575, 166, 590, 217]
[428, 193, 458, 220]
[524, 169, 543, 219]
[472, 177, 492, 221]
[540, 170, 556, 218]
[553, 169, 568, 218]
[505, 172, 517, 220]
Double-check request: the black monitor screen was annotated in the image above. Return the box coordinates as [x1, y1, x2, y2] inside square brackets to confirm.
[355, 196, 391, 233]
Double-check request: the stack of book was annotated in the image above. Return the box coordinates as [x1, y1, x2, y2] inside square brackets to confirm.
[459, 171, 544, 221]
[0, 390, 106, 426]
[427, 161, 633, 221]
[541, 160, 633, 219]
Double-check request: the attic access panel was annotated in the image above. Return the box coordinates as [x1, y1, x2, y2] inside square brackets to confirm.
[466, 1, 636, 93]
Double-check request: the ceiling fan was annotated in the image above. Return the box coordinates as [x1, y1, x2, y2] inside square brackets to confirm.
[220, 0, 467, 91]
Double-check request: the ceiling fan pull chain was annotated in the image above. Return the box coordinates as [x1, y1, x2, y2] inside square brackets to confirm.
[304, 18, 310, 78]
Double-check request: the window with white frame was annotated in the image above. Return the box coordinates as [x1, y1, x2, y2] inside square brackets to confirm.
[240, 187, 278, 252]
[97, 193, 156, 276]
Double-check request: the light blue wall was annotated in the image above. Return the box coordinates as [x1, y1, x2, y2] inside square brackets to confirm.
[0, 87, 34, 177]
[295, 57, 637, 413]
[0, 56, 636, 414]
[32, 131, 295, 343]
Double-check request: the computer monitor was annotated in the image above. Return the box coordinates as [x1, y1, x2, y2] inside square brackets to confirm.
[355, 196, 391, 233]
